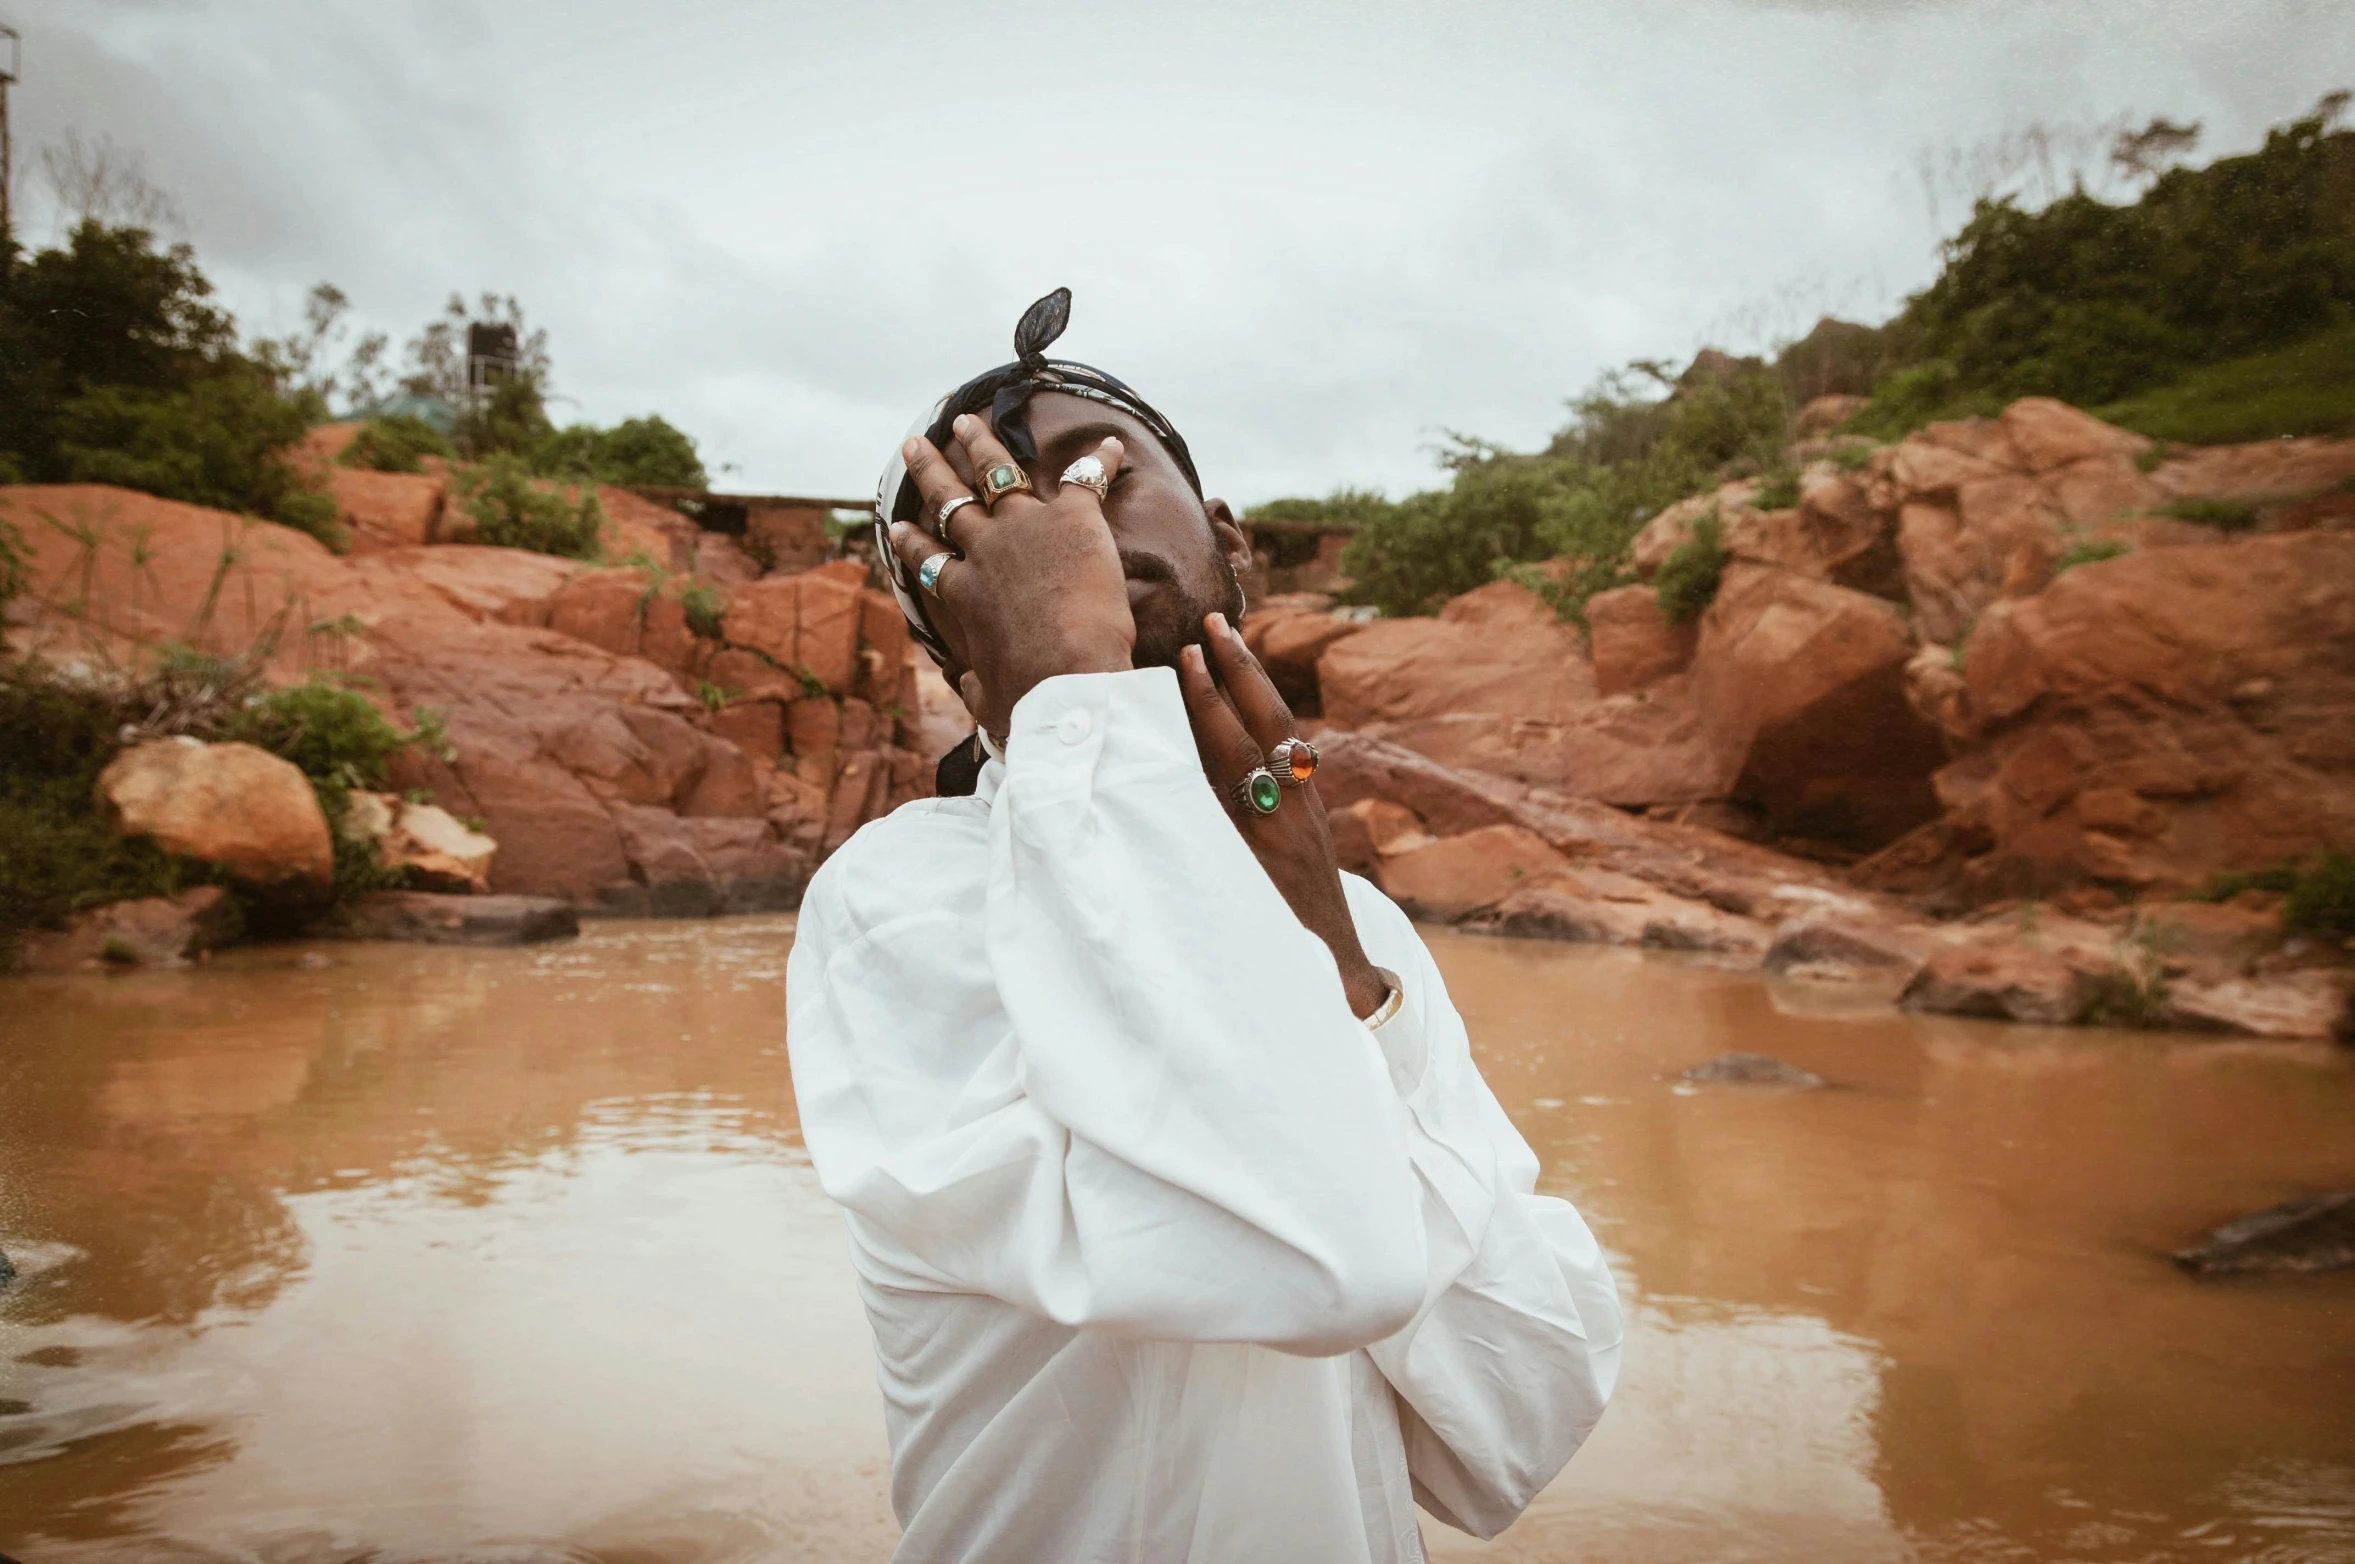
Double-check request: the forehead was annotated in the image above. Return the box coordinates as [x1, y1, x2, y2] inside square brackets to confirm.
[1023, 391, 1172, 468]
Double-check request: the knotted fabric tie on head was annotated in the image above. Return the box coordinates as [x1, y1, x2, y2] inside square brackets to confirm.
[871, 289, 1203, 795]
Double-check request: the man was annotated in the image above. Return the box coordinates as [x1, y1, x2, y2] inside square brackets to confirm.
[785, 290, 1622, 1564]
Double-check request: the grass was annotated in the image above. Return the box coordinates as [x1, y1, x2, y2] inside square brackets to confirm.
[2159, 497, 2263, 532]
[2095, 321, 2355, 446]
[1654, 511, 1727, 624]
[2052, 538, 2134, 576]
[679, 583, 725, 641]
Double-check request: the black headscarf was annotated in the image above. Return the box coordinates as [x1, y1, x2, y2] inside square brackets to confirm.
[871, 288, 1202, 797]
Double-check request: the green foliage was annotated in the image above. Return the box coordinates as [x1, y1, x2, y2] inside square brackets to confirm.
[2159, 496, 2262, 531]
[2096, 321, 2355, 444]
[1655, 512, 1728, 623]
[452, 373, 555, 462]
[2051, 538, 2134, 575]
[2190, 864, 2302, 902]
[1752, 468, 1801, 510]
[1300, 362, 1790, 622]
[535, 414, 708, 488]
[230, 677, 411, 812]
[2282, 852, 2355, 935]
[456, 455, 605, 560]
[340, 413, 453, 474]
[1857, 108, 2355, 433]
[0, 218, 339, 544]
[679, 583, 725, 640]
[0, 517, 26, 613]
[0, 669, 214, 956]
[695, 680, 738, 714]
[54, 366, 340, 547]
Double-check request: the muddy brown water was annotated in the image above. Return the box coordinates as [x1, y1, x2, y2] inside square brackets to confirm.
[1, 918, 2350, 1563]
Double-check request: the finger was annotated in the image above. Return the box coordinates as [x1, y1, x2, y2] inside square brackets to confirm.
[956, 670, 988, 723]
[1202, 611, 1295, 751]
[1176, 642, 1265, 786]
[951, 413, 1038, 511]
[900, 436, 987, 550]
[1050, 435, 1126, 504]
[886, 521, 970, 627]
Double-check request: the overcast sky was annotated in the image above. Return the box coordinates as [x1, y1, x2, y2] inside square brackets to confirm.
[13, 0, 2353, 503]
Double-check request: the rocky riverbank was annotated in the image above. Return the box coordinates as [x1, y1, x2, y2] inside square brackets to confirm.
[5, 402, 2351, 1036]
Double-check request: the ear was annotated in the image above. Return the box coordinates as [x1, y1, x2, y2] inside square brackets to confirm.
[1206, 497, 1252, 576]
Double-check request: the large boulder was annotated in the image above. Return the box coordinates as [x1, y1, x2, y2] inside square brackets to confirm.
[1374, 824, 1567, 921]
[343, 792, 498, 893]
[359, 545, 579, 626]
[1240, 594, 1366, 715]
[326, 467, 445, 551]
[1360, 684, 1730, 808]
[1690, 565, 1946, 848]
[97, 739, 333, 895]
[1921, 530, 2355, 892]
[1493, 867, 1770, 957]
[1316, 581, 1594, 727]
[1586, 585, 1695, 696]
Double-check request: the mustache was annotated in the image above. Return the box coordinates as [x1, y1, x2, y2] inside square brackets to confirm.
[1117, 549, 1178, 585]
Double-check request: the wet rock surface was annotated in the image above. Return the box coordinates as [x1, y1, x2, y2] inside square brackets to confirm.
[2172, 1191, 2355, 1277]
[334, 892, 580, 945]
[1680, 1052, 1827, 1088]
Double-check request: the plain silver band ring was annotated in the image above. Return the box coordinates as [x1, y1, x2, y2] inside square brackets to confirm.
[936, 495, 977, 529]
[917, 552, 953, 595]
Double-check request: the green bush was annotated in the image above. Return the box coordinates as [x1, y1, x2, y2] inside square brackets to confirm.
[2283, 852, 2355, 935]
[1654, 512, 1728, 623]
[1854, 107, 2355, 435]
[679, 583, 725, 640]
[1752, 468, 1800, 510]
[457, 455, 605, 560]
[0, 671, 214, 957]
[2159, 497, 2262, 532]
[2191, 864, 2301, 901]
[1301, 362, 1790, 623]
[52, 365, 341, 548]
[535, 414, 708, 488]
[340, 413, 453, 474]
[2052, 538, 2134, 575]
[0, 219, 341, 545]
[452, 374, 555, 462]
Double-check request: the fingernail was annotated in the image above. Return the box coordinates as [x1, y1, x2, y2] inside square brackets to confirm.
[1208, 612, 1229, 636]
[953, 414, 975, 436]
[902, 438, 921, 461]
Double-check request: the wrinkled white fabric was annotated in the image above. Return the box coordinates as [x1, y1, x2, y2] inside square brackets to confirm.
[786, 668, 1623, 1564]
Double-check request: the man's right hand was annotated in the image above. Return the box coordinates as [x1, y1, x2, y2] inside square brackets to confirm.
[887, 413, 1135, 739]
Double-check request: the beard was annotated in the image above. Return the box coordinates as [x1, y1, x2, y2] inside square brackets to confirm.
[1123, 547, 1246, 671]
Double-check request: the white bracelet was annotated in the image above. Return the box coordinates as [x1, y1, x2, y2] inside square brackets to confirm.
[1361, 966, 1404, 1031]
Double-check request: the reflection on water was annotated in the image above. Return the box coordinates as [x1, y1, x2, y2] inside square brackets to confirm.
[1, 920, 2349, 1562]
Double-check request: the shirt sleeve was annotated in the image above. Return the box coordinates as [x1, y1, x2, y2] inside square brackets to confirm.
[787, 667, 1432, 1357]
[1341, 875, 1626, 1540]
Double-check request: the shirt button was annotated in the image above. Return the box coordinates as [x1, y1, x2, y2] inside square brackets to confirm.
[1056, 709, 1093, 745]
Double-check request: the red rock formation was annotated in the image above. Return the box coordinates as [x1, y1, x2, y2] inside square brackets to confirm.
[97, 739, 335, 895]
[1, 484, 915, 914]
[1317, 581, 1595, 726]
[1871, 530, 2355, 895]
[1690, 564, 1946, 847]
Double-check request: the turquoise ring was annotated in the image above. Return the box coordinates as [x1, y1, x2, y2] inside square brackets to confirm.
[1233, 766, 1282, 816]
[917, 552, 953, 595]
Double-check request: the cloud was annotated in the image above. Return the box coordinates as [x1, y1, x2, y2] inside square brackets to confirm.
[11, 0, 2353, 503]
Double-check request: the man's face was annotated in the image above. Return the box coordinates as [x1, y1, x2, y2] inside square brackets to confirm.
[1016, 391, 1250, 670]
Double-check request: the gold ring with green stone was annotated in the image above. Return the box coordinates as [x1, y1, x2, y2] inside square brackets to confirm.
[977, 461, 1034, 507]
[1233, 766, 1282, 816]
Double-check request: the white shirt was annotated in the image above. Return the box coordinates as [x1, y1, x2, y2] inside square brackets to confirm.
[786, 668, 1623, 1564]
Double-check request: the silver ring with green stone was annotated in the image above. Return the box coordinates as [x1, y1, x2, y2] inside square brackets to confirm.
[977, 461, 1034, 507]
[1233, 766, 1283, 816]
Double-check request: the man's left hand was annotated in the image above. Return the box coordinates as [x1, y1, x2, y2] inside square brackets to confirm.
[1176, 612, 1391, 1021]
